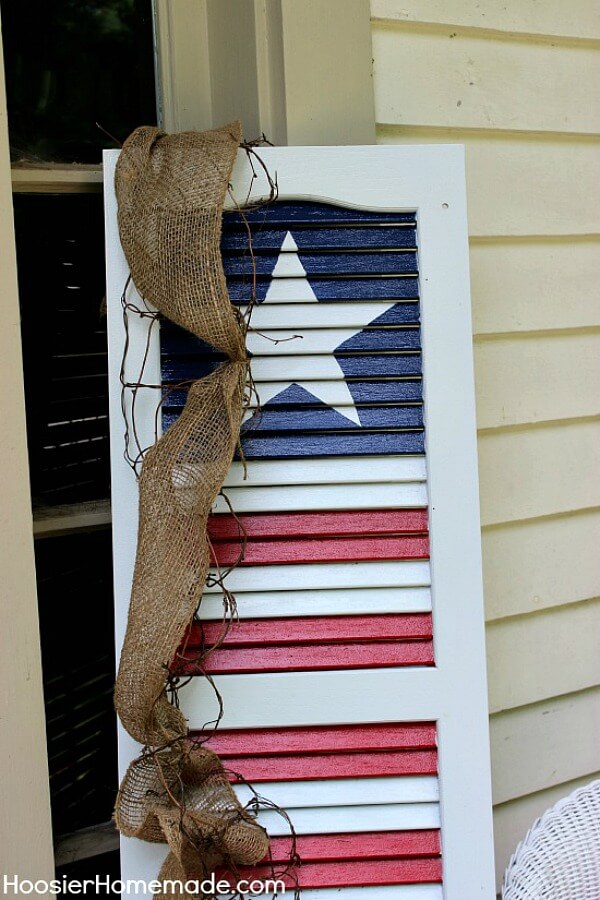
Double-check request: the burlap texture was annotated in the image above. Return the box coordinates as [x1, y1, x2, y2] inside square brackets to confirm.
[113, 123, 268, 895]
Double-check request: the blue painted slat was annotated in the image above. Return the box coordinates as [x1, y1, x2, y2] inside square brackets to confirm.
[223, 201, 416, 226]
[163, 405, 423, 433]
[161, 353, 422, 383]
[337, 329, 421, 352]
[161, 380, 423, 410]
[237, 430, 425, 458]
[243, 405, 422, 431]
[336, 354, 422, 378]
[161, 329, 420, 358]
[226, 276, 419, 302]
[223, 251, 418, 277]
[221, 226, 417, 251]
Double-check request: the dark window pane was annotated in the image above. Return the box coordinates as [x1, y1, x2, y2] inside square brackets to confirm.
[1, 0, 156, 163]
[14, 193, 111, 505]
[35, 531, 117, 835]
[56, 850, 120, 889]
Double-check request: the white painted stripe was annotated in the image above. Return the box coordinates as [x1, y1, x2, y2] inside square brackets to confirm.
[247, 356, 419, 381]
[197, 586, 432, 620]
[234, 776, 439, 808]
[244, 302, 413, 329]
[241, 887, 443, 900]
[205, 560, 431, 593]
[256, 803, 440, 835]
[181, 667, 441, 730]
[213, 482, 428, 514]
[223, 456, 427, 487]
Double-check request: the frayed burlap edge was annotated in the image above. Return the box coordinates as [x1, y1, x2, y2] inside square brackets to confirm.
[112, 123, 269, 897]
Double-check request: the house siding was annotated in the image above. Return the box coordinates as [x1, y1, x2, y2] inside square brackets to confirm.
[371, 1, 600, 889]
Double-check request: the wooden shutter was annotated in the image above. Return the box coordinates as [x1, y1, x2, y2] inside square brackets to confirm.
[105, 146, 496, 898]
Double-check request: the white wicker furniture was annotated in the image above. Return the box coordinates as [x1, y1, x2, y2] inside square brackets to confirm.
[502, 779, 600, 898]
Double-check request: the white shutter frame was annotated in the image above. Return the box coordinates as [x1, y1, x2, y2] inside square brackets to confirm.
[104, 145, 495, 898]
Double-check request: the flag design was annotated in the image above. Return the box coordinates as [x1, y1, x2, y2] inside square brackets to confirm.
[161, 202, 441, 896]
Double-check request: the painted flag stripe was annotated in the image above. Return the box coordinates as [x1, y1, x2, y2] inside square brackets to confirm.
[218, 751, 438, 782]
[226, 276, 420, 302]
[238, 431, 425, 459]
[221, 225, 417, 251]
[255, 803, 441, 835]
[160, 302, 420, 332]
[163, 380, 423, 411]
[161, 326, 421, 357]
[241, 405, 424, 432]
[207, 509, 429, 540]
[223, 251, 418, 277]
[205, 560, 431, 592]
[262, 830, 441, 862]
[180, 640, 434, 674]
[184, 615, 433, 648]
[237, 888, 443, 900]
[232, 775, 439, 808]
[222, 202, 416, 226]
[162, 352, 423, 382]
[212, 483, 428, 515]
[194, 722, 437, 755]
[208, 535, 429, 566]
[224, 858, 442, 889]
[196, 587, 432, 621]
[222, 457, 427, 487]
[164, 405, 424, 433]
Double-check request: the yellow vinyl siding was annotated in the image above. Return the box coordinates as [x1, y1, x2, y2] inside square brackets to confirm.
[470, 240, 600, 334]
[377, 130, 600, 237]
[478, 421, 600, 525]
[371, 0, 600, 41]
[483, 510, 600, 620]
[371, 4, 600, 889]
[372, 27, 600, 134]
[475, 334, 600, 428]
[490, 688, 600, 804]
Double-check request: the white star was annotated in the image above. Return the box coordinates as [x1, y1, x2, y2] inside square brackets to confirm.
[242, 231, 363, 425]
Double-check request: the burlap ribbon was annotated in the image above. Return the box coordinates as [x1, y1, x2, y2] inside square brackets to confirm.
[113, 124, 269, 897]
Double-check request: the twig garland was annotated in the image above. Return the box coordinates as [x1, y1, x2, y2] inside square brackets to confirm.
[113, 123, 299, 900]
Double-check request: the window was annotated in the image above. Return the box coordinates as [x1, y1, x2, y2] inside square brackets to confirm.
[2, 0, 157, 877]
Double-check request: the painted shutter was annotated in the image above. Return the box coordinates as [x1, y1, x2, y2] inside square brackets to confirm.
[105, 146, 495, 899]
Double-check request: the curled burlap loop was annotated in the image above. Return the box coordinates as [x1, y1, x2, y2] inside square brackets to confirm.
[115, 744, 269, 899]
[113, 123, 268, 895]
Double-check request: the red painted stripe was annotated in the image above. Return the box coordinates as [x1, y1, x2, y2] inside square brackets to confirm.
[208, 509, 428, 540]
[221, 857, 443, 888]
[180, 640, 434, 674]
[266, 830, 441, 862]
[221, 749, 438, 781]
[193, 722, 437, 756]
[209, 534, 429, 565]
[184, 614, 433, 648]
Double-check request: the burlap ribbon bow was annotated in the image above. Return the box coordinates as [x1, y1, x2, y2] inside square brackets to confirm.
[113, 123, 269, 897]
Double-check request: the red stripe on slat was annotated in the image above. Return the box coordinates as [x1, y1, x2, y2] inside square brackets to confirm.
[193, 722, 437, 756]
[221, 857, 443, 888]
[181, 641, 434, 674]
[208, 509, 428, 540]
[266, 830, 441, 862]
[185, 614, 432, 648]
[221, 749, 438, 781]
[209, 534, 429, 566]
